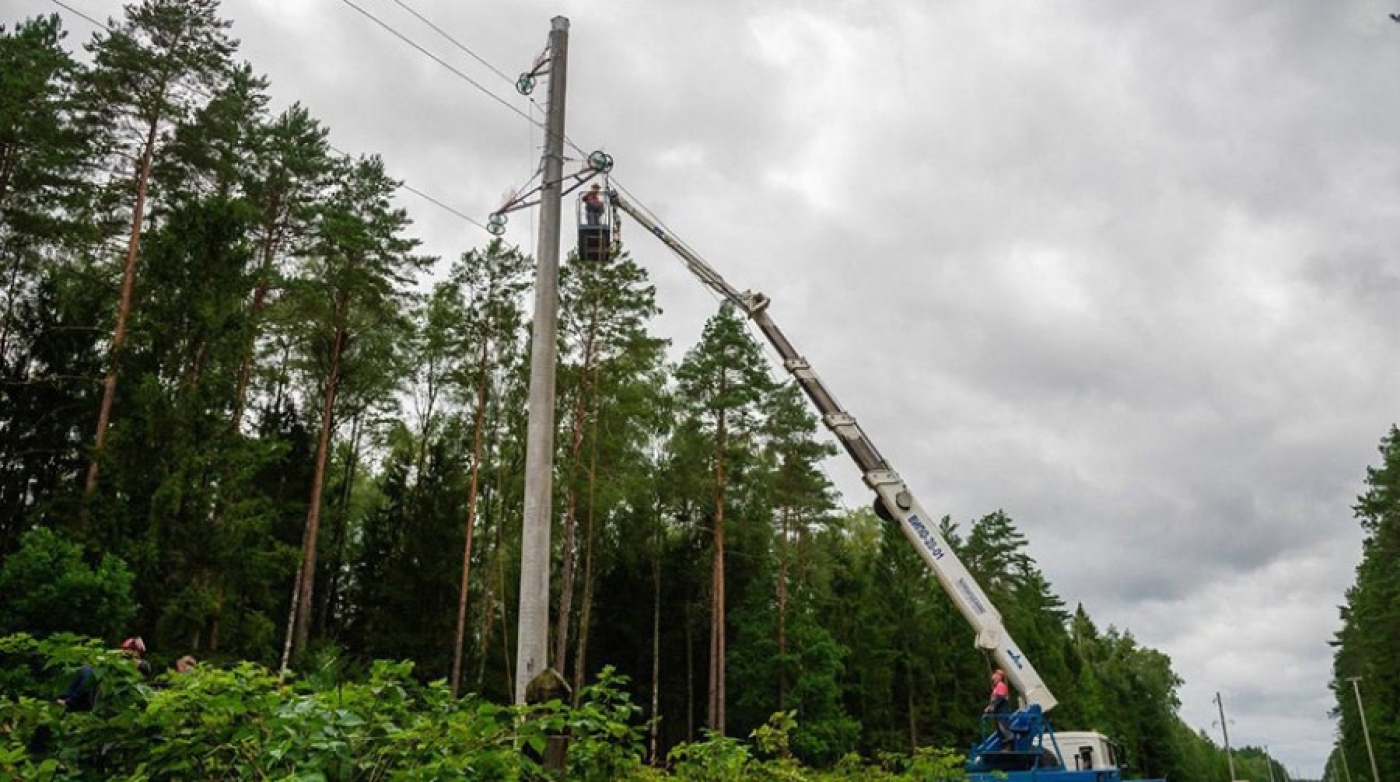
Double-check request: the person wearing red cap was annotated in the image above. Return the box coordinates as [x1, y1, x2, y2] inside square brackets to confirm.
[119, 636, 151, 676]
[582, 182, 605, 225]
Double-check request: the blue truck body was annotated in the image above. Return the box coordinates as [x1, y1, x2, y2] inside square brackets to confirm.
[966, 706, 1168, 782]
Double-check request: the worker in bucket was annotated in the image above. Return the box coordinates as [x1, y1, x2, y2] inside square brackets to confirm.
[983, 668, 1014, 747]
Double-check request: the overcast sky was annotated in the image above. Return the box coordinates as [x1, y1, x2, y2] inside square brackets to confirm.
[18, 0, 1400, 776]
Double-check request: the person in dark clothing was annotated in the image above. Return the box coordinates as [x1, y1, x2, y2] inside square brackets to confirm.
[56, 636, 149, 712]
[56, 665, 97, 712]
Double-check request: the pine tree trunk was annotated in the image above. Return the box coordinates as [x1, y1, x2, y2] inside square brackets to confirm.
[318, 414, 361, 639]
[649, 507, 663, 765]
[686, 603, 695, 741]
[475, 521, 498, 692]
[291, 312, 347, 660]
[570, 414, 601, 703]
[473, 383, 503, 691]
[570, 507, 596, 704]
[279, 560, 303, 674]
[451, 339, 491, 698]
[209, 583, 225, 652]
[553, 332, 596, 674]
[477, 415, 512, 692]
[496, 543, 513, 694]
[83, 121, 157, 503]
[907, 660, 919, 752]
[778, 505, 789, 710]
[231, 212, 284, 430]
[708, 404, 727, 735]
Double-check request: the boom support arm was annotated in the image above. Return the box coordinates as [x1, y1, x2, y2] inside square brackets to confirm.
[612, 193, 1057, 712]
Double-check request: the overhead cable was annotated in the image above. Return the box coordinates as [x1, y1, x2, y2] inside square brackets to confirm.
[48, 0, 107, 30]
[334, 0, 543, 136]
[389, 0, 519, 89]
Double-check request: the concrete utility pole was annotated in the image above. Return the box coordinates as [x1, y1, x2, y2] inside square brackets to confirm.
[515, 15, 569, 705]
[1347, 677, 1381, 782]
[1216, 691, 1239, 781]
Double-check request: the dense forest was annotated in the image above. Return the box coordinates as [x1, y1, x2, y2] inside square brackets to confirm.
[0, 1, 1391, 779]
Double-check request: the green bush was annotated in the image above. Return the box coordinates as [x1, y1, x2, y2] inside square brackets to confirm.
[0, 527, 137, 640]
[0, 634, 971, 781]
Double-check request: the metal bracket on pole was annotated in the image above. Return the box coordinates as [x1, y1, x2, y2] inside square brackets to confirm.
[487, 151, 613, 236]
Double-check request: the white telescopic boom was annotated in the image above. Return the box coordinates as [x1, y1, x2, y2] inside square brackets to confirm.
[612, 193, 1057, 711]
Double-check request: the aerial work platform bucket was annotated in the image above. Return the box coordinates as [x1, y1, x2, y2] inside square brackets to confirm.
[578, 222, 611, 262]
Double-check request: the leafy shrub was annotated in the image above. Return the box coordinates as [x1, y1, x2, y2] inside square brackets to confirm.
[668, 730, 754, 781]
[0, 527, 136, 640]
[0, 635, 971, 781]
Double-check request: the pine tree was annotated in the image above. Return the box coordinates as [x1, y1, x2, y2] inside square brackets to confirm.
[435, 239, 532, 697]
[673, 301, 777, 735]
[78, 0, 238, 502]
[553, 246, 665, 682]
[0, 16, 113, 550]
[0, 14, 106, 359]
[109, 193, 259, 642]
[1333, 425, 1400, 777]
[231, 104, 332, 429]
[278, 153, 428, 666]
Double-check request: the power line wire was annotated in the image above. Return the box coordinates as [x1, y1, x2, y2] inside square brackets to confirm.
[334, 0, 543, 135]
[43, 3, 499, 238]
[49, 0, 107, 30]
[49, 0, 586, 236]
[402, 183, 491, 233]
[389, 0, 518, 89]
[608, 176, 857, 515]
[336, 0, 590, 160]
[325, 143, 497, 237]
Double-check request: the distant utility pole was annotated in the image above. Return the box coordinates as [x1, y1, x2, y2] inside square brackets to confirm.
[515, 15, 570, 705]
[1216, 691, 1238, 781]
[1347, 677, 1381, 782]
[1265, 745, 1277, 782]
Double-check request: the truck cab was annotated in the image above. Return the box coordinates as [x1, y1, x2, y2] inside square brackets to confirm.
[1051, 731, 1124, 774]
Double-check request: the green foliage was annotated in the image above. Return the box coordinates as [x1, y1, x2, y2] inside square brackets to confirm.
[0, 634, 997, 781]
[669, 730, 755, 781]
[0, 527, 136, 640]
[562, 667, 651, 780]
[906, 746, 970, 780]
[1332, 424, 1400, 778]
[0, 15, 112, 555]
[0, 635, 649, 780]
